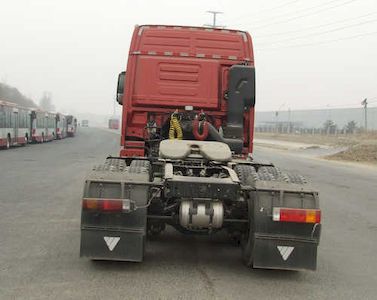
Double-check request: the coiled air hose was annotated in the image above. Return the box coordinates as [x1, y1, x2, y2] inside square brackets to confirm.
[192, 118, 209, 141]
[169, 115, 183, 140]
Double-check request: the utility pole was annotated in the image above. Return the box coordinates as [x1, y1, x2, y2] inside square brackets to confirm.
[361, 98, 368, 131]
[204, 11, 225, 28]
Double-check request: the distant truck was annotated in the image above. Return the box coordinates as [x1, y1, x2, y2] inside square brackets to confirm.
[108, 118, 119, 130]
[81, 120, 89, 127]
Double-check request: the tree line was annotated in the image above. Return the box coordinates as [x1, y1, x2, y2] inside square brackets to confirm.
[0, 82, 55, 111]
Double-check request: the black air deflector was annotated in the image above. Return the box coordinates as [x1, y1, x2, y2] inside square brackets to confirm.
[223, 65, 255, 140]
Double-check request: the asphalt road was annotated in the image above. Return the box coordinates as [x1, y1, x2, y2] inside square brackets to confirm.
[1, 128, 377, 299]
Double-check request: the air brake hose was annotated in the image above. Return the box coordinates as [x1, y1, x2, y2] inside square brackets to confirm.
[192, 118, 209, 141]
[169, 115, 183, 140]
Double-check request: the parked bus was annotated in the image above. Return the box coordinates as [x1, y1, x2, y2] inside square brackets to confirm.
[1, 100, 78, 150]
[108, 118, 119, 130]
[31, 110, 56, 143]
[66, 115, 77, 137]
[0, 100, 30, 149]
[55, 113, 67, 139]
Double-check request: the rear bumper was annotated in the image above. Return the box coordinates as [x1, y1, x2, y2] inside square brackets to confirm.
[253, 233, 319, 271]
[80, 226, 145, 262]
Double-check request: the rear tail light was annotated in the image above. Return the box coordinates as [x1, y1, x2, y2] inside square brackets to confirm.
[273, 207, 321, 224]
[82, 198, 130, 212]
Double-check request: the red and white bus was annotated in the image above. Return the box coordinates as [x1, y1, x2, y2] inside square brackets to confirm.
[55, 113, 67, 139]
[31, 110, 57, 143]
[66, 115, 77, 137]
[1, 100, 78, 149]
[0, 100, 30, 149]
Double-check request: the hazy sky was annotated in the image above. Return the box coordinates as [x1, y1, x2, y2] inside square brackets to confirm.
[1, 0, 376, 115]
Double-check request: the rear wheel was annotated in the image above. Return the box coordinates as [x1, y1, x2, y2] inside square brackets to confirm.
[258, 166, 307, 184]
[234, 165, 257, 268]
[235, 164, 257, 186]
[241, 196, 255, 267]
[129, 160, 152, 179]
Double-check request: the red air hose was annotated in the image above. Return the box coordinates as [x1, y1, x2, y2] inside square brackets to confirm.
[193, 118, 209, 141]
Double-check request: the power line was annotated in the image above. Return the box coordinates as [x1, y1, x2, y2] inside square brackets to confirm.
[254, 12, 377, 38]
[225, 0, 300, 23]
[258, 18, 377, 46]
[239, 0, 358, 30]
[234, 0, 345, 26]
[258, 30, 377, 50]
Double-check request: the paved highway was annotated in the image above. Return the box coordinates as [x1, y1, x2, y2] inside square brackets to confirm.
[1, 128, 376, 299]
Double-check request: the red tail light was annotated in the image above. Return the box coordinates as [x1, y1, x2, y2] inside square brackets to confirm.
[273, 207, 321, 224]
[102, 200, 123, 211]
[82, 198, 124, 212]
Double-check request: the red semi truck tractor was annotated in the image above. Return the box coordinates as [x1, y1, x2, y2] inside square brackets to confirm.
[80, 25, 321, 270]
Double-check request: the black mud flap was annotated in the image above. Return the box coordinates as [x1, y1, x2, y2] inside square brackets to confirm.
[246, 180, 321, 271]
[253, 234, 318, 271]
[80, 158, 151, 262]
[80, 227, 145, 262]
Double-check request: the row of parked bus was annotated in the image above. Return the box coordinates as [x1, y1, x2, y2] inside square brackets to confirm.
[0, 100, 77, 149]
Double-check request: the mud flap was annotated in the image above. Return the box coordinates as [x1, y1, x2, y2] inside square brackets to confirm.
[253, 234, 318, 271]
[248, 180, 321, 271]
[80, 227, 145, 262]
[80, 159, 151, 262]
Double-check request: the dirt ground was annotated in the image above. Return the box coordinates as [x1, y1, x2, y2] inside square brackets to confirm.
[254, 132, 377, 163]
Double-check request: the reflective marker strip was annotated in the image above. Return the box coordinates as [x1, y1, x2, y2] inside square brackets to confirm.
[104, 236, 120, 251]
[130, 50, 247, 62]
[277, 246, 294, 261]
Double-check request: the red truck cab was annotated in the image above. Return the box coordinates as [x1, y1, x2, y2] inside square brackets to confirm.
[117, 25, 255, 157]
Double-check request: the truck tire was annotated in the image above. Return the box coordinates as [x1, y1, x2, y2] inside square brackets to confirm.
[129, 160, 151, 178]
[258, 166, 289, 183]
[104, 158, 127, 172]
[242, 196, 255, 268]
[234, 164, 258, 186]
[233, 165, 258, 267]
[129, 159, 150, 169]
[258, 166, 307, 184]
[286, 173, 307, 184]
